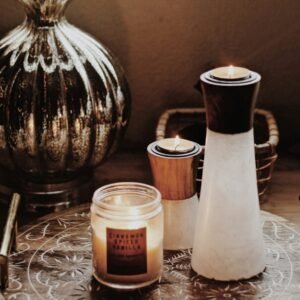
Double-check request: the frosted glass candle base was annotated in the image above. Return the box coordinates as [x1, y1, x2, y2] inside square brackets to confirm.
[163, 194, 199, 250]
[191, 129, 265, 281]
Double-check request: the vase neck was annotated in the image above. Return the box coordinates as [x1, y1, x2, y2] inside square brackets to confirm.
[20, 0, 71, 26]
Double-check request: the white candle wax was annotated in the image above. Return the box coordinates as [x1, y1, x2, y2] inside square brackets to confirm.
[157, 136, 195, 154]
[210, 66, 251, 81]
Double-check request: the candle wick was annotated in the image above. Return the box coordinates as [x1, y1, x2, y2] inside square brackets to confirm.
[174, 136, 181, 151]
[227, 65, 234, 79]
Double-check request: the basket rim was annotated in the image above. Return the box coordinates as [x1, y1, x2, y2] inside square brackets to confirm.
[156, 107, 279, 148]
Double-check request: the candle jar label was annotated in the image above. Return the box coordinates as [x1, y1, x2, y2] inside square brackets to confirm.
[106, 227, 147, 275]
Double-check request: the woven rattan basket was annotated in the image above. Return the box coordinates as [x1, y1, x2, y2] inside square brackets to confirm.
[156, 108, 279, 203]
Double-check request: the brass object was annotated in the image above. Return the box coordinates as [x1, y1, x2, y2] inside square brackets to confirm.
[0, 193, 21, 289]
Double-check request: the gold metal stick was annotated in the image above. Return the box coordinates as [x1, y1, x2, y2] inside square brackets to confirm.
[0, 193, 21, 289]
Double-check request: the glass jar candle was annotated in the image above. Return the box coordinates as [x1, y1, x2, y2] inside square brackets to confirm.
[91, 182, 163, 290]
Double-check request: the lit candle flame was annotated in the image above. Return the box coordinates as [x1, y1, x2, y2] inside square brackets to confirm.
[174, 135, 181, 150]
[227, 65, 235, 79]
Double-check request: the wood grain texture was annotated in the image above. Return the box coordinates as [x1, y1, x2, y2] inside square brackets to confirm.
[200, 73, 260, 134]
[147, 152, 200, 200]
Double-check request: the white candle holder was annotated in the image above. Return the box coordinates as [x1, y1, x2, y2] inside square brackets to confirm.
[91, 182, 163, 290]
[191, 66, 266, 281]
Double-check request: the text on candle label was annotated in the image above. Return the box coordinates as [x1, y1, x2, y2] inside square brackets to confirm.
[106, 227, 147, 275]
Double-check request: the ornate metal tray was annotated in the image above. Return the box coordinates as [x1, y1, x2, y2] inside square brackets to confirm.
[3, 204, 300, 299]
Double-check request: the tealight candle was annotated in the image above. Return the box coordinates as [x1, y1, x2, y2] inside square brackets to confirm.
[210, 65, 251, 81]
[156, 135, 195, 154]
[91, 182, 163, 290]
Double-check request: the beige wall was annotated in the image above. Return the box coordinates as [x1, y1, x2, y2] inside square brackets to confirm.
[0, 0, 299, 152]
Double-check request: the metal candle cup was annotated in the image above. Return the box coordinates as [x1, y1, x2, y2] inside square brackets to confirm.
[147, 139, 201, 250]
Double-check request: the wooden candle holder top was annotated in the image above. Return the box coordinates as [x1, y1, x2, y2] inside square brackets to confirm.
[147, 142, 202, 200]
[200, 71, 261, 134]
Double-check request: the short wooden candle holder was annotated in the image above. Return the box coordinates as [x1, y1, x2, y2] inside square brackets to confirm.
[147, 141, 201, 250]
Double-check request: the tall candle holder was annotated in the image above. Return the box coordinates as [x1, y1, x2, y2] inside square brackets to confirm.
[191, 66, 265, 281]
[148, 138, 201, 250]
